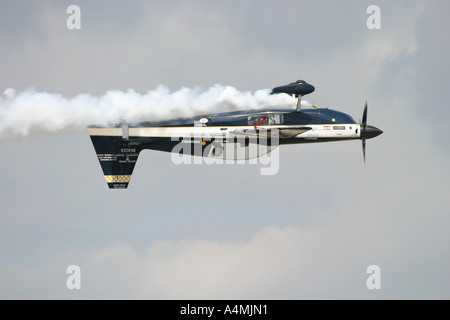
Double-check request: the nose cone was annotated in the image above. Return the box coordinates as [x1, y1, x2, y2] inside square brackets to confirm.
[360, 125, 383, 140]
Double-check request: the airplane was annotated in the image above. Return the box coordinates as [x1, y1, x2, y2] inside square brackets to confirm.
[88, 80, 383, 189]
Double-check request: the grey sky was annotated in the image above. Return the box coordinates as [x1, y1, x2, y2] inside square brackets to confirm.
[0, 0, 449, 299]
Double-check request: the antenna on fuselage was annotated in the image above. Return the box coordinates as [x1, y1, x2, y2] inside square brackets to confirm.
[122, 123, 129, 140]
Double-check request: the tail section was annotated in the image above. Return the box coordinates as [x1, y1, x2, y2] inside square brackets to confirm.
[89, 133, 140, 189]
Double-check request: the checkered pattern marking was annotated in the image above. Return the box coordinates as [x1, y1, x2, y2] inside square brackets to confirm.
[105, 175, 131, 183]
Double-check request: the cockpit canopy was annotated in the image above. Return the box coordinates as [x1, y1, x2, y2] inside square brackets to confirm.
[248, 114, 283, 126]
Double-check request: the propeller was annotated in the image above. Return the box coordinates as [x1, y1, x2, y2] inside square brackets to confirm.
[361, 102, 368, 162]
[362, 138, 366, 163]
[362, 102, 368, 128]
[359, 102, 383, 163]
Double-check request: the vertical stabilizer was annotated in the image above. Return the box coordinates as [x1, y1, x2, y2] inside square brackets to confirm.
[89, 132, 140, 189]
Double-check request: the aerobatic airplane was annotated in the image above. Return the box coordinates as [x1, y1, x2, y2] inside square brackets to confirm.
[88, 80, 382, 189]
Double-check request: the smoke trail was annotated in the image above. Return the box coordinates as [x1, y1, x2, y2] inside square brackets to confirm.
[0, 85, 308, 140]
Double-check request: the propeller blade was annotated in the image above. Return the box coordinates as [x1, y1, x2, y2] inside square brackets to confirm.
[362, 102, 368, 128]
[362, 139, 366, 163]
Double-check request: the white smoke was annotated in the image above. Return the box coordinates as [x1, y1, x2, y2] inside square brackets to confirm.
[0, 85, 307, 140]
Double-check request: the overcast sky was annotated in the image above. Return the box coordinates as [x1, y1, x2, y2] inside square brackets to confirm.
[0, 0, 449, 299]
